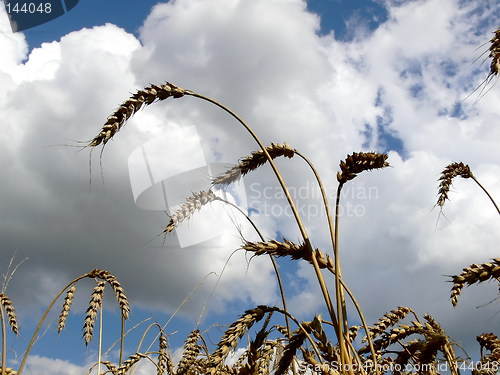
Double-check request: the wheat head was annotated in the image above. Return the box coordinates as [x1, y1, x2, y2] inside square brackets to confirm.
[436, 162, 473, 207]
[449, 258, 500, 306]
[89, 82, 186, 147]
[58, 284, 76, 333]
[337, 152, 389, 183]
[0, 293, 19, 335]
[83, 281, 106, 345]
[212, 143, 296, 186]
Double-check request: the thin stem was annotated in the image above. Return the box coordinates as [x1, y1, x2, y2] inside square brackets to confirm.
[185, 92, 339, 337]
[17, 273, 90, 375]
[471, 176, 500, 215]
[215, 197, 296, 346]
[98, 307, 103, 375]
[120, 316, 125, 366]
[1, 304, 6, 375]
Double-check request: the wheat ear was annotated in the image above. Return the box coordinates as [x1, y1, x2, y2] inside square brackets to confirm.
[89, 83, 185, 147]
[489, 27, 500, 77]
[177, 329, 201, 375]
[88, 269, 130, 320]
[436, 162, 473, 207]
[207, 306, 270, 373]
[83, 281, 106, 345]
[0, 294, 18, 335]
[449, 258, 500, 306]
[164, 190, 217, 233]
[365, 306, 415, 340]
[337, 152, 389, 183]
[57, 284, 76, 333]
[212, 143, 296, 185]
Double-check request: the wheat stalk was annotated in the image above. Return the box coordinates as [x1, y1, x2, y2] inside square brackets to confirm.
[89, 83, 186, 147]
[449, 258, 500, 306]
[212, 143, 296, 185]
[57, 284, 76, 333]
[164, 190, 217, 233]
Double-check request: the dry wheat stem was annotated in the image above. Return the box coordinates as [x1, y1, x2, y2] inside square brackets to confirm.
[212, 143, 296, 186]
[449, 258, 500, 306]
[185, 91, 339, 345]
[215, 197, 293, 340]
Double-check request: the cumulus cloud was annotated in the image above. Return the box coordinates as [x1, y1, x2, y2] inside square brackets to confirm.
[0, 0, 499, 370]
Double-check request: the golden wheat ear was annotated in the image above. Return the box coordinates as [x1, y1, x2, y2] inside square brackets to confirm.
[212, 143, 296, 186]
[57, 284, 76, 333]
[164, 190, 217, 233]
[449, 258, 500, 307]
[89, 82, 186, 147]
[0, 294, 19, 335]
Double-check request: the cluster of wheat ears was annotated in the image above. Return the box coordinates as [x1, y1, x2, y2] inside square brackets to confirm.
[1, 27, 500, 375]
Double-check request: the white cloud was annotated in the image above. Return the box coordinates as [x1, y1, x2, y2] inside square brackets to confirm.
[0, 0, 499, 366]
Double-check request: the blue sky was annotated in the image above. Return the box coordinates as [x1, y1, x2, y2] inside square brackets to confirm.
[1, 0, 500, 374]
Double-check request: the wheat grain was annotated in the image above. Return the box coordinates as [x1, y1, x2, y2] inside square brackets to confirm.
[436, 162, 473, 207]
[89, 82, 186, 147]
[83, 281, 105, 345]
[212, 143, 296, 186]
[337, 152, 389, 184]
[0, 368, 17, 375]
[449, 258, 500, 306]
[0, 294, 19, 335]
[58, 284, 76, 333]
[164, 190, 217, 233]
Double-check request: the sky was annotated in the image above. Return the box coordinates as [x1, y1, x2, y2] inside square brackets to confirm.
[0, 0, 499, 373]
